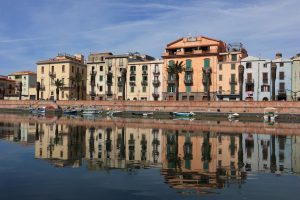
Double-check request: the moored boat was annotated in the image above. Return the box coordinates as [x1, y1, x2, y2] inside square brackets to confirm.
[172, 112, 195, 117]
[82, 107, 102, 115]
[228, 113, 239, 119]
[64, 108, 77, 115]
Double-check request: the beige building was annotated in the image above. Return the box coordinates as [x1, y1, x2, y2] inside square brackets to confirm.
[86, 52, 113, 100]
[105, 53, 155, 100]
[127, 60, 163, 101]
[291, 54, 300, 100]
[36, 53, 87, 100]
[8, 71, 37, 100]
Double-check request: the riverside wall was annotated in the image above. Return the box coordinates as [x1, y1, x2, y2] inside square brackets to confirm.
[0, 100, 300, 114]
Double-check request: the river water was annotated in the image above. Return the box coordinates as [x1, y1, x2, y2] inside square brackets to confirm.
[0, 114, 300, 200]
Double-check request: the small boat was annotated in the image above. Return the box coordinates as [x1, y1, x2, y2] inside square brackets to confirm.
[228, 113, 239, 119]
[263, 107, 278, 122]
[64, 108, 77, 115]
[31, 107, 46, 114]
[107, 110, 122, 117]
[172, 112, 195, 117]
[132, 112, 153, 117]
[82, 107, 102, 115]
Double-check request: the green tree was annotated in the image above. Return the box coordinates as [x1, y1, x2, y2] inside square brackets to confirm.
[70, 72, 83, 100]
[54, 79, 64, 101]
[167, 61, 185, 101]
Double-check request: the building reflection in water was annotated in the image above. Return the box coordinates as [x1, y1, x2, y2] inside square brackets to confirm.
[0, 120, 299, 195]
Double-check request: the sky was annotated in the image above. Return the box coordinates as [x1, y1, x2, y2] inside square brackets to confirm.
[0, 0, 299, 75]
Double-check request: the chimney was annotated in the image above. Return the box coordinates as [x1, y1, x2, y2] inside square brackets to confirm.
[275, 52, 282, 59]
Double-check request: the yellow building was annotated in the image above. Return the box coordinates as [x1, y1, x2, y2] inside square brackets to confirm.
[36, 53, 87, 100]
[217, 43, 248, 100]
[8, 71, 37, 100]
[162, 35, 227, 101]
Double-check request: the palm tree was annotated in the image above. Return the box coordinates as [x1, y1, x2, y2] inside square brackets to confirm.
[167, 61, 185, 101]
[70, 72, 83, 100]
[54, 79, 64, 101]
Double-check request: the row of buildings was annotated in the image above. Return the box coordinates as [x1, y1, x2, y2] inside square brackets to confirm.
[1, 35, 300, 101]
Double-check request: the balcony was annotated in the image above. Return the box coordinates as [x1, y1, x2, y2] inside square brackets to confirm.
[185, 68, 193, 72]
[129, 81, 136, 86]
[118, 80, 123, 87]
[163, 48, 217, 57]
[49, 71, 56, 78]
[184, 79, 193, 85]
[278, 89, 286, 94]
[141, 80, 148, 86]
[40, 85, 46, 91]
[153, 70, 160, 76]
[142, 70, 148, 75]
[152, 79, 161, 87]
[130, 70, 136, 75]
[229, 78, 237, 85]
[90, 71, 97, 76]
[152, 92, 159, 99]
[245, 79, 254, 86]
[167, 79, 175, 85]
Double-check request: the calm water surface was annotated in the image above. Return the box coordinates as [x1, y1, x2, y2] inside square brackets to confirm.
[0, 114, 300, 200]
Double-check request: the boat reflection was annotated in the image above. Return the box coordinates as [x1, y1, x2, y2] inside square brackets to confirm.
[0, 117, 300, 195]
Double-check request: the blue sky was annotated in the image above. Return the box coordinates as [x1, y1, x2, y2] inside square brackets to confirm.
[0, 0, 299, 75]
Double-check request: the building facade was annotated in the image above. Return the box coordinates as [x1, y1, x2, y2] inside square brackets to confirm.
[86, 52, 113, 100]
[127, 60, 163, 101]
[36, 53, 87, 100]
[217, 43, 248, 101]
[8, 71, 37, 100]
[162, 35, 227, 101]
[291, 54, 300, 100]
[0, 75, 17, 99]
[241, 56, 271, 101]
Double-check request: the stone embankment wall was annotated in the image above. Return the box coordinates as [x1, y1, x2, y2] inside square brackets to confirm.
[0, 100, 300, 114]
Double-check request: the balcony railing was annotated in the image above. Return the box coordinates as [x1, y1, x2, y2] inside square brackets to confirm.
[278, 89, 286, 94]
[153, 70, 160, 76]
[141, 80, 148, 86]
[167, 79, 175, 85]
[245, 79, 254, 85]
[229, 78, 237, 85]
[184, 79, 193, 85]
[142, 70, 148, 75]
[152, 79, 161, 87]
[152, 92, 159, 99]
[130, 70, 136, 75]
[118, 81, 123, 87]
[163, 49, 217, 57]
[129, 81, 136, 86]
[185, 68, 193, 72]
[49, 71, 56, 77]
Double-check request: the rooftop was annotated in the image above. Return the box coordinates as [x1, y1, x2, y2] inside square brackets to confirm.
[8, 71, 36, 76]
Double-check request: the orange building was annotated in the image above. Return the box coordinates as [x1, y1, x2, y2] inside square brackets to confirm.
[162, 35, 227, 101]
[217, 43, 248, 100]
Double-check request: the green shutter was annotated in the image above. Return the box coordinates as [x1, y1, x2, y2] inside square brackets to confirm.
[100, 75, 103, 81]
[186, 60, 192, 69]
[231, 64, 235, 70]
[186, 86, 191, 93]
[204, 59, 210, 69]
[219, 64, 222, 70]
[232, 54, 237, 61]
[219, 75, 222, 81]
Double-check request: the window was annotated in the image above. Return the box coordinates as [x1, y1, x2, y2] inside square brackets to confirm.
[246, 62, 252, 69]
[100, 66, 103, 71]
[119, 58, 123, 66]
[51, 66, 54, 73]
[219, 86, 222, 94]
[143, 76, 147, 81]
[261, 85, 270, 92]
[219, 64, 222, 70]
[130, 65, 136, 71]
[118, 87, 122, 92]
[186, 86, 191, 92]
[280, 62, 284, 67]
[231, 64, 235, 70]
[182, 96, 188, 100]
[100, 86, 103, 92]
[142, 65, 148, 71]
[263, 73, 268, 83]
[62, 78, 64, 85]
[62, 91, 64, 98]
[130, 76, 135, 82]
[232, 54, 237, 61]
[62, 65, 65, 73]
[100, 75, 103, 81]
[279, 82, 285, 92]
[219, 75, 222, 81]
[142, 86, 146, 92]
[82, 69, 84, 74]
[131, 87, 134, 93]
[72, 66, 74, 73]
[263, 63, 267, 68]
[279, 72, 284, 80]
[247, 73, 252, 82]
[167, 85, 174, 93]
[108, 59, 112, 66]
